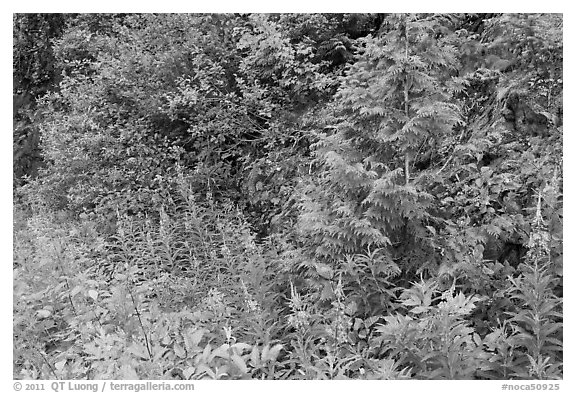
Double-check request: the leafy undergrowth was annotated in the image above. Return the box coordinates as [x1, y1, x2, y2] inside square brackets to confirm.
[13, 13, 562, 380]
[14, 179, 562, 380]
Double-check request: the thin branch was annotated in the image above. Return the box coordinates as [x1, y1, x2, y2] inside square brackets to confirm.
[63, 278, 77, 316]
[404, 14, 411, 186]
[22, 334, 59, 380]
[129, 287, 153, 360]
[436, 124, 467, 176]
[36, 348, 59, 379]
[436, 155, 454, 176]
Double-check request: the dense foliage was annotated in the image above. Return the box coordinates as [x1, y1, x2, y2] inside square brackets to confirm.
[14, 13, 562, 380]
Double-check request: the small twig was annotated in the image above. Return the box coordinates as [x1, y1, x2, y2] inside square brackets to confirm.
[51, 241, 78, 316]
[436, 155, 454, 176]
[436, 126, 467, 176]
[128, 287, 153, 360]
[412, 137, 429, 168]
[63, 279, 77, 316]
[36, 348, 59, 379]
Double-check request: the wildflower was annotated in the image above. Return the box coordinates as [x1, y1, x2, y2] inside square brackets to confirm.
[203, 288, 228, 317]
[288, 281, 310, 329]
[223, 325, 235, 344]
[240, 280, 261, 313]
